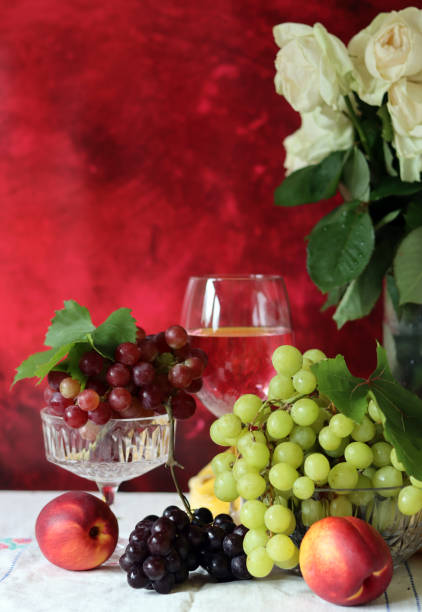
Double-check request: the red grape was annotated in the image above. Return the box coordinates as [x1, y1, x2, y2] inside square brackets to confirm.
[189, 347, 208, 367]
[165, 325, 188, 349]
[137, 338, 158, 362]
[171, 391, 196, 419]
[59, 377, 81, 399]
[115, 342, 142, 366]
[49, 391, 73, 414]
[85, 376, 108, 396]
[47, 370, 68, 391]
[108, 387, 132, 413]
[106, 363, 131, 387]
[132, 362, 155, 386]
[136, 326, 146, 342]
[184, 356, 204, 379]
[186, 377, 203, 394]
[64, 405, 88, 428]
[77, 389, 100, 412]
[140, 385, 163, 411]
[79, 350, 104, 376]
[168, 364, 193, 389]
[88, 401, 112, 425]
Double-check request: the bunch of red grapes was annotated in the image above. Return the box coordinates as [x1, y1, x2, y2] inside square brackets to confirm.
[43, 325, 207, 429]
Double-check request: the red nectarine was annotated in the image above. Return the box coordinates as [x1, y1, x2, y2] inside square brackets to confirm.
[35, 491, 119, 570]
[299, 516, 393, 606]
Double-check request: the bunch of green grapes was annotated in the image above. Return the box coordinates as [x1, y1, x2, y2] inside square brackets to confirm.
[209, 345, 422, 579]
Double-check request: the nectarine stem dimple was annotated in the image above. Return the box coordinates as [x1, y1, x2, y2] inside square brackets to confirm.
[89, 526, 100, 539]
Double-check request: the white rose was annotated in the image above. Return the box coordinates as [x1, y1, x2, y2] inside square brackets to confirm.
[283, 106, 354, 175]
[388, 77, 422, 182]
[349, 7, 422, 105]
[273, 22, 354, 113]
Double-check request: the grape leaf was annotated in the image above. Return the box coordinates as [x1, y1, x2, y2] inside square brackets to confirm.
[92, 308, 137, 359]
[33, 343, 74, 382]
[311, 355, 368, 423]
[45, 300, 95, 348]
[12, 349, 57, 385]
[66, 342, 92, 386]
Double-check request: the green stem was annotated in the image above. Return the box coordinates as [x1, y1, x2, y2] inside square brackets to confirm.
[344, 95, 372, 160]
[165, 403, 193, 519]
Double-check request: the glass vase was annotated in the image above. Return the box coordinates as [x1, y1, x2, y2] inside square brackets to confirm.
[383, 290, 422, 397]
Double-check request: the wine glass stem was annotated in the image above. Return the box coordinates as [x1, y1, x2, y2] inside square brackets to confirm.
[96, 482, 120, 506]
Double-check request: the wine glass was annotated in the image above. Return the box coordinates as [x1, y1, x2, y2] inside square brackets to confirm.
[40, 409, 172, 506]
[181, 274, 294, 417]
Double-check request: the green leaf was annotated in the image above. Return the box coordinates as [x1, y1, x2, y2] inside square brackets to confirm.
[394, 226, 422, 304]
[404, 200, 422, 231]
[341, 147, 370, 202]
[368, 345, 422, 480]
[333, 230, 395, 328]
[370, 177, 422, 201]
[66, 342, 92, 386]
[320, 287, 345, 312]
[45, 300, 95, 348]
[382, 140, 398, 177]
[311, 355, 368, 423]
[377, 105, 393, 142]
[374, 209, 401, 231]
[33, 343, 74, 381]
[92, 308, 137, 359]
[274, 150, 349, 207]
[12, 349, 57, 386]
[307, 201, 375, 292]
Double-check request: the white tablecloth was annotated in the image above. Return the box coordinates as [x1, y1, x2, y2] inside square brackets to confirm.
[1, 491, 422, 612]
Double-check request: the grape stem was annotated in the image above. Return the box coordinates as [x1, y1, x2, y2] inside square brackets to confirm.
[165, 403, 193, 519]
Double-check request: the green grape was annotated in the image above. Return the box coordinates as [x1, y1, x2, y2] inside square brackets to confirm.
[329, 496, 353, 517]
[372, 441, 393, 467]
[398, 485, 422, 515]
[311, 407, 330, 433]
[348, 474, 374, 506]
[329, 413, 355, 437]
[214, 413, 242, 439]
[293, 476, 315, 500]
[318, 426, 341, 451]
[236, 473, 266, 499]
[390, 448, 405, 471]
[362, 466, 376, 480]
[232, 458, 259, 480]
[410, 476, 422, 488]
[269, 462, 299, 490]
[266, 534, 297, 563]
[372, 466, 403, 495]
[289, 425, 316, 450]
[367, 399, 384, 424]
[209, 420, 237, 446]
[233, 394, 262, 424]
[344, 441, 373, 469]
[301, 499, 324, 526]
[303, 452, 330, 483]
[325, 436, 349, 458]
[246, 546, 274, 578]
[266, 409, 294, 439]
[272, 441, 303, 469]
[237, 429, 266, 454]
[351, 416, 376, 442]
[292, 369, 317, 394]
[303, 348, 326, 363]
[211, 450, 235, 474]
[272, 345, 303, 376]
[213, 471, 238, 502]
[275, 547, 299, 570]
[328, 462, 358, 490]
[240, 500, 267, 529]
[290, 398, 319, 426]
[268, 374, 295, 400]
[243, 527, 270, 554]
[264, 504, 294, 533]
[243, 442, 270, 470]
[285, 510, 296, 535]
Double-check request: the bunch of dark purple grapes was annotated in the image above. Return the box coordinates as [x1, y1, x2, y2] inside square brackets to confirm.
[119, 506, 252, 594]
[43, 324, 207, 431]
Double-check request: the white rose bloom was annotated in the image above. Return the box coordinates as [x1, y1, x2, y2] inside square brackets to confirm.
[388, 77, 422, 182]
[283, 106, 354, 175]
[349, 7, 422, 105]
[273, 22, 354, 113]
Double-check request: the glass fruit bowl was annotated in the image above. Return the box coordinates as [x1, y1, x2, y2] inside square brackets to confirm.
[291, 486, 422, 567]
[40, 408, 172, 504]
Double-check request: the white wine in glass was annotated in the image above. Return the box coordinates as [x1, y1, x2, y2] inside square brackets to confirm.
[181, 274, 294, 417]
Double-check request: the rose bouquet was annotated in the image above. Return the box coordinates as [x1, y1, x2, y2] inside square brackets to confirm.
[273, 8, 422, 392]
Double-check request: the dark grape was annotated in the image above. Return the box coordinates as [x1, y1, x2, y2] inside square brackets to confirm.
[232, 524, 248, 538]
[147, 533, 172, 556]
[165, 549, 182, 573]
[85, 376, 108, 396]
[204, 525, 225, 551]
[173, 535, 189, 560]
[153, 331, 171, 353]
[78, 350, 104, 376]
[125, 543, 142, 562]
[222, 533, 244, 558]
[143, 556, 166, 581]
[213, 514, 233, 527]
[151, 517, 176, 540]
[187, 524, 206, 549]
[208, 553, 232, 580]
[88, 400, 112, 425]
[192, 507, 213, 526]
[153, 572, 175, 594]
[186, 378, 203, 394]
[186, 551, 199, 571]
[140, 385, 163, 411]
[127, 565, 149, 589]
[173, 566, 189, 584]
[132, 361, 155, 386]
[115, 342, 141, 366]
[164, 508, 190, 531]
[231, 555, 252, 580]
[47, 370, 69, 391]
[119, 553, 134, 572]
[165, 325, 188, 349]
[137, 338, 158, 362]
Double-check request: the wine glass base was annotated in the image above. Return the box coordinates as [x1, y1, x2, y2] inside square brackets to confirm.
[103, 538, 127, 567]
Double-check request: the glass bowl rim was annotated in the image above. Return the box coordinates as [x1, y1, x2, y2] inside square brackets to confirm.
[40, 406, 170, 425]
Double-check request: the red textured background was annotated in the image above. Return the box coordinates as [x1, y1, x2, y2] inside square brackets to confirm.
[1, 0, 409, 493]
